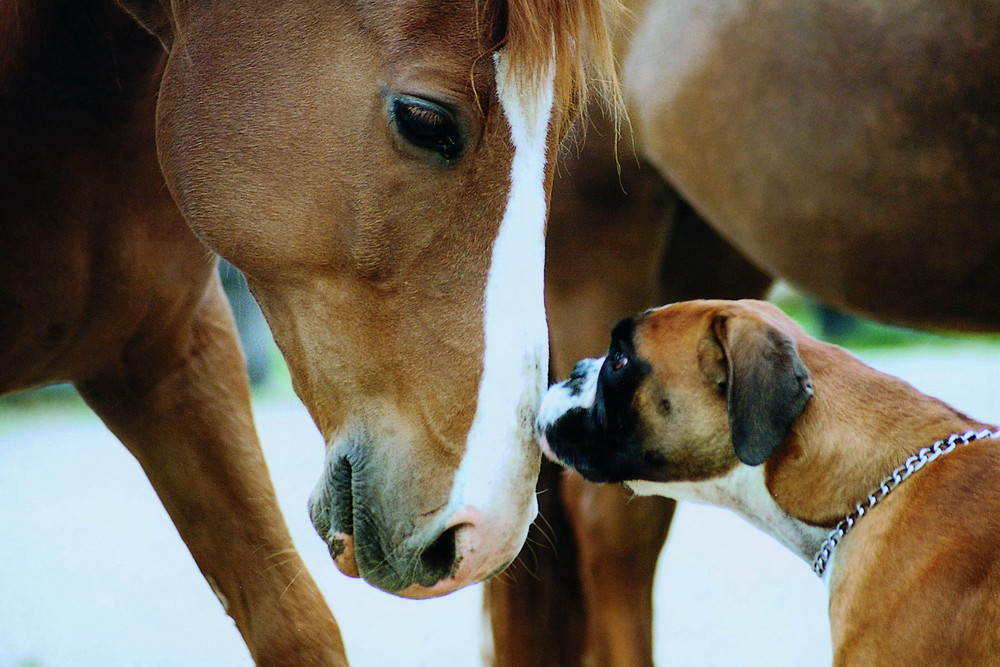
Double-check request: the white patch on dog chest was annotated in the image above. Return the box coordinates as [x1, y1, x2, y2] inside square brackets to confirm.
[627, 465, 828, 565]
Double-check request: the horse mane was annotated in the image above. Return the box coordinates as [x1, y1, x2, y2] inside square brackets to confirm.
[482, 0, 624, 130]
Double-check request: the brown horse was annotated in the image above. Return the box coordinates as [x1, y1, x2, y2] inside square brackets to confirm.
[2, 0, 619, 663]
[487, 0, 1000, 665]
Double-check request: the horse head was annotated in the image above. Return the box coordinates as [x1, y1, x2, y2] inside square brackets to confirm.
[122, 0, 618, 597]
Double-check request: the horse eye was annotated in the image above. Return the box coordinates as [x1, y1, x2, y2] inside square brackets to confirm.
[392, 97, 463, 161]
[611, 354, 629, 372]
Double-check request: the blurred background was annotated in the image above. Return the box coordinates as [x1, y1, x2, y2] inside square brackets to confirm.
[2, 271, 998, 666]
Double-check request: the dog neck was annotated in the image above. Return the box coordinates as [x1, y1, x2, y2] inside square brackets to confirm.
[629, 339, 995, 579]
[763, 340, 994, 528]
[627, 466, 829, 566]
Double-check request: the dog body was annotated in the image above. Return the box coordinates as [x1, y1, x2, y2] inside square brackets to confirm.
[537, 299, 1000, 665]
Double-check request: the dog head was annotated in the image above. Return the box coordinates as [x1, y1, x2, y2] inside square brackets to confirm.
[537, 300, 814, 484]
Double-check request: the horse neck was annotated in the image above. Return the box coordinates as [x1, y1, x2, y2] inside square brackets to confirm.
[1, 0, 164, 113]
[0, 0, 43, 91]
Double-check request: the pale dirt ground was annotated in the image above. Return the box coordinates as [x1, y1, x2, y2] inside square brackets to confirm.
[2, 346, 998, 666]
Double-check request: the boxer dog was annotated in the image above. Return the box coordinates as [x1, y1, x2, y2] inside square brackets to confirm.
[537, 299, 1000, 665]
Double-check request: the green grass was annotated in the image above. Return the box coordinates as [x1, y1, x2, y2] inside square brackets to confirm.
[0, 382, 89, 414]
[770, 290, 1000, 352]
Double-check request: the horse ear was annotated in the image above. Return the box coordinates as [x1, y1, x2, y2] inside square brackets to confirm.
[711, 309, 813, 466]
[116, 0, 174, 50]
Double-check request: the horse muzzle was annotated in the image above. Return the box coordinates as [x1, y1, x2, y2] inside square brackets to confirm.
[309, 427, 533, 598]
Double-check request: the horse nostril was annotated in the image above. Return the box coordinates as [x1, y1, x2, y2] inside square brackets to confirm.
[419, 524, 464, 579]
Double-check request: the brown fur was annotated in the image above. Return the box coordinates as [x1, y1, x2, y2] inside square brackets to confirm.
[3, 0, 627, 662]
[634, 300, 999, 665]
[508, 1, 1000, 663]
[829, 448, 1000, 664]
[1, 3, 347, 663]
[634, 300, 995, 515]
[627, 0, 1000, 331]
[490, 0, 624, 130]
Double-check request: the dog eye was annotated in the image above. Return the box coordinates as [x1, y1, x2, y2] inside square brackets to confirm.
[611, 354, 629, 372]
[391, 97, 463, 161]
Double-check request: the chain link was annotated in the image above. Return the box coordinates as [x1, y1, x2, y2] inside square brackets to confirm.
[812, 429, 999, 577]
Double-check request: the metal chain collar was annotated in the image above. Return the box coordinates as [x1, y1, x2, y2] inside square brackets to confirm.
[812, 428, 1000, 578]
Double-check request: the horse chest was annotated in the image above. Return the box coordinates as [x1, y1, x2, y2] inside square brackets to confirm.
[0, 201, 212, 394]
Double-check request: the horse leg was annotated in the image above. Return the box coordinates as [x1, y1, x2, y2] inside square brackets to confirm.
[487, 109, 773, 663]
[485, 457, 588, 666]
[485, 116, 674, 666]
[566, 198, 774, 667]
[76, 271, 347, 666]
[562, 203, 773, 667]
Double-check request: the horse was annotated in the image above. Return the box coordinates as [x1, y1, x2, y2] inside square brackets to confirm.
[1, 0, 620, 663]
[485, 0, 1000, 664]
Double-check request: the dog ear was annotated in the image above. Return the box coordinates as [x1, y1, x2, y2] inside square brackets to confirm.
[712, 311, 813, 466]
[115, 0, 174, 49]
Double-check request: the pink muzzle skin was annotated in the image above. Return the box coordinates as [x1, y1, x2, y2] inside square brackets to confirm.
[330, 532, 360, 578]
[397, 505, 521, 599]
[333, 506, 523, 598]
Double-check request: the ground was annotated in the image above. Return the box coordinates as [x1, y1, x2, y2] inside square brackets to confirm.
[1, 345, 997, 666]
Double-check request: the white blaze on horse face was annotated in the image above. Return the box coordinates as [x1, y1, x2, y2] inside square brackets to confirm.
[444, 52, 555, 552]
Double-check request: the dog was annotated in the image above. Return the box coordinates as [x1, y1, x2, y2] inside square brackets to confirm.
[537, 299, 1000, 665]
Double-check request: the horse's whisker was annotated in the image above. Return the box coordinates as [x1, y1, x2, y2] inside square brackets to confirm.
[279, 568, 304, 602]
